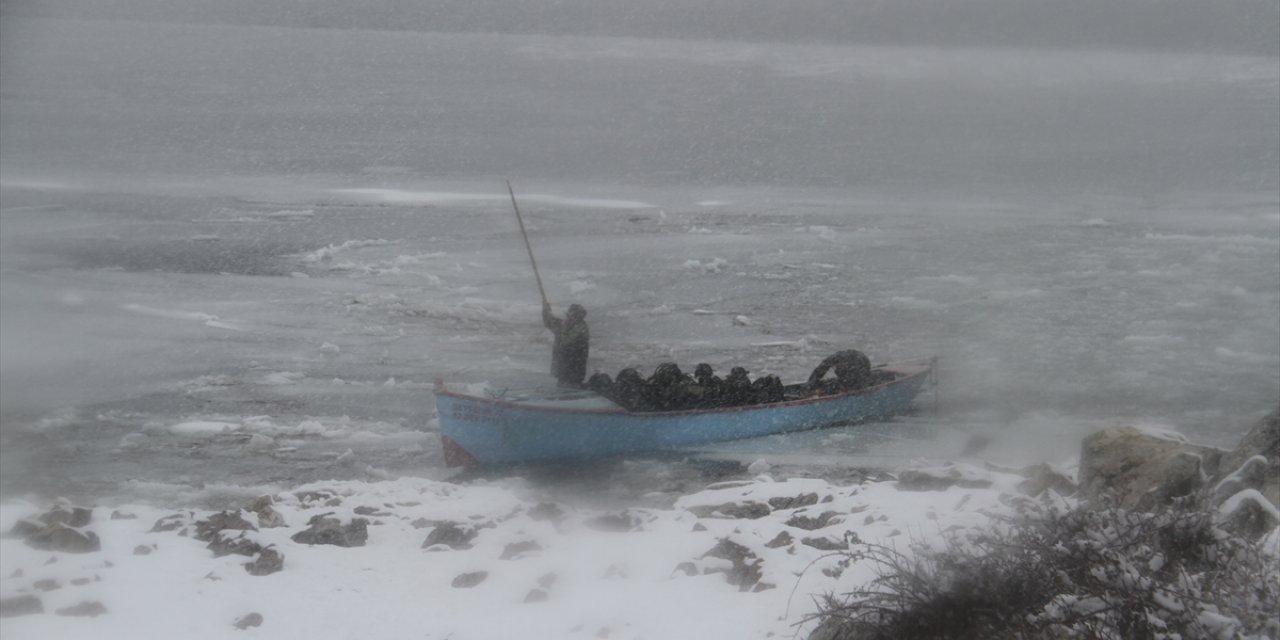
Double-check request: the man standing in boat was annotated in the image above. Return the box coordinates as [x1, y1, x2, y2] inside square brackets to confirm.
[543, 302, 589, 387]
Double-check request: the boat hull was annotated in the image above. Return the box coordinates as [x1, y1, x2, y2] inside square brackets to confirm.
[436, 362, 932, 466]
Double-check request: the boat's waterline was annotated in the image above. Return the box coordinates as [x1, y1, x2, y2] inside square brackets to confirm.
[436, 361, 934, 466]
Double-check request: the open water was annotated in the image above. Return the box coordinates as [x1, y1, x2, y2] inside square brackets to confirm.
[1, 18, 1277, 506]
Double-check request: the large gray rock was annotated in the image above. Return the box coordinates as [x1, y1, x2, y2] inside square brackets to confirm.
[1222, 407, 1280, 470]
[244, 546, 284, 576]
[291, 516, 368, 547]
[234, 613, 264, 630]
[1218, 406, 1280, 507]
[56, 601, 107, 617]
[764, 531, 794, 548]
[25, 523, 101, 553]
[686, 501, 771, 520]
[699, 538, 763, 592]
[247, 496, 287, 529]
[1216, 489, 1280, 540]
[1016, 463, 1078, 498]
[195, 511, 258, 543]
[1078, 425, 1225, 511]
[1213, 456, 1271, 504]
[421, 522, 478, 550]
[527, 502, 566, 523]
[785, 511, 843, 531]
[451, 571, 488, 588]
[206, 531, 263, 558]
[38, 503, 93, 528]
[0, 595, 44, 618]
[500, 540, 543, 560]
[150, 513, 193, 533]
[8, 519, 42, 539]
[10, 503, 100, 554]
[768, 493, 820, 510]
[800, 536, 848, 551]
[896, 464, 993, 492]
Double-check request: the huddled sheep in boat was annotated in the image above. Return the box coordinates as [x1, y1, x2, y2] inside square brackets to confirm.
[585, 350, 895, 412]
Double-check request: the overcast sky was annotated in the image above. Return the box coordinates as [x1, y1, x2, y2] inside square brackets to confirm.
[3, 0, 1278, 55]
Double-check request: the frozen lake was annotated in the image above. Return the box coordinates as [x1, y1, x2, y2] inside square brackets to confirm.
[1, 18, 1277, 506]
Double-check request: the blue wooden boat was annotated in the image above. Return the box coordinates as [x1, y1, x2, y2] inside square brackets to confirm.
[435, 359, 935, 467]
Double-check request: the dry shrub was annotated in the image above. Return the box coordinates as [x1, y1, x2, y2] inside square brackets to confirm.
[807, 496, 1280, 640]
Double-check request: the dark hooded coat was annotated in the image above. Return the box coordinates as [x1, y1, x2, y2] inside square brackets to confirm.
[543, 303, 589, 386]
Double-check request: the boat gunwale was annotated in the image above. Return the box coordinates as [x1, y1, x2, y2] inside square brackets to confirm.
[435, 362, 932, 418]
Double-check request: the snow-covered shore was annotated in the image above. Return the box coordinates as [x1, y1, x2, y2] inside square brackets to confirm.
[0, 463, 1042, 640]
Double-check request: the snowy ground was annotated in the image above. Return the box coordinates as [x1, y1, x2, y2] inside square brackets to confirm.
[0, 463, 1044, 640]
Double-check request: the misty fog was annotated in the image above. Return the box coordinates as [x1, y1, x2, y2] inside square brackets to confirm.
[1, 0, 1277, 500]
[0, 1, 1277, 638]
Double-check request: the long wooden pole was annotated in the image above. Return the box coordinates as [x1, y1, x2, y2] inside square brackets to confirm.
[507, 180, 549, 307]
